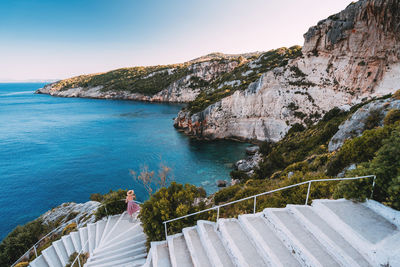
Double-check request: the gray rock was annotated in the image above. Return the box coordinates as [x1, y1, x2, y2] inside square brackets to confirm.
[217, 180, 227, 187]
[328, 98, 400, 152]
[288, 171, 294, 178]
[246, 146, 260, 155]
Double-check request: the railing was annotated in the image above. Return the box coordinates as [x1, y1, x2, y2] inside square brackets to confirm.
[163, 175, 376, 240]
[11, 198, 143, 267]
[70, 239, 90, 267]
[10, 219, 78, 267]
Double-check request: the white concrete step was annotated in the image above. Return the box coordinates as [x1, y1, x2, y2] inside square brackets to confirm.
[79, 226, 89, 252]
[238, 213, 302, 267]
[90, 240, 146, 262]
[167, 233, 194, 267]
[87, 223, 97, 253]
[289, 205, 373, 267]
[182, 226, 212, 267]
[218, 218, 268, 267]
[86, 253, 146, 267]
[53, 239, 69, 266]
[98, 215, 120, 247]
[70, 231, 82, 252]
[313, 199, 397, 245]
[196, 220, 234, 267]
[41, 245, 63, 267]
[95, 232, 146, 254]
[100, 212, 127, 245]
[151, 241, 172, 267]
[29, 255, 49, 267]
[86, 246, 146, 266]
[95, 219, 107, 248]
[264, 208, 341, 266]
[61, 234, 75, 256]
[112, 257, 147, 267]
[100, 222, 142, 250]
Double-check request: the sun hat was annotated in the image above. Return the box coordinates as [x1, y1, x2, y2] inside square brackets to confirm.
[127, 190, 134, 195]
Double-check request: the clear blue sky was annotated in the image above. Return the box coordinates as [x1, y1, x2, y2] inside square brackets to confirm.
[0, 0, 353, 81]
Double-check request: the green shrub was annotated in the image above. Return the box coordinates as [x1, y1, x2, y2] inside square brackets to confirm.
[139, 182, 206, 247]
[62, 223, 77, 236]
[0, 219, 50, 266]
[393, 89, 400, 100]
[89, 193, 103, 202]
[65, 252, 89, 267]
[364, 109, 383, 130]
[383, 109, 400, 125]
[95, 189, 128, 220]
[334, 124, 400, 209]
[287, 123, 305, 134]
[15, 262, 29, 267]
[214, 185, 242, 204]
[230, 170, 249, 181]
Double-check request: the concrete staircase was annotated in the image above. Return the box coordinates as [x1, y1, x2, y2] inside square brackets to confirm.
[29, 212, 147, 267]
[145, 199, 400, 267]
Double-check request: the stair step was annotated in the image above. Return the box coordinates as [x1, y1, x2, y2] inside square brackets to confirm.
[101, 212, 127, 245]
[167, 233, 194, 267]
[87, 223, 97, 253]
[86, 246, 146, 266]
[42, 245, 63, 267]
[265, 208, 341, 266]
[53, 239, 69, 266]
[238, 214, 302, 267]
[95, 219, 107, 248]
[182, 226, 212, 267]
[29, 254, 49, 267]
[113, 257, 147, 267]
[95, 232, 146, 254]
[79, 226, 89, 252]
[87, 253, 146, 267]
[218, 218, 268, 267]
[152, 241, 172, 267]
[70, 231, 82, 252]
[61, 234, 76, 256]
[91, 240, 146, 261]
[290, 205, 373, 266]
[197, 220, 234, 267]
[98, 215, 119, 247]
[314, 199, 398, 244]
[100, 222, 142, 249]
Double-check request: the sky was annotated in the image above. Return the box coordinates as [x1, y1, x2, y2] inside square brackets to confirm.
[0, 0, 354, 81]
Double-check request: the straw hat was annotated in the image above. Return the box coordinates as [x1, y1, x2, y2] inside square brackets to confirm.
[127, 190, 134, 195]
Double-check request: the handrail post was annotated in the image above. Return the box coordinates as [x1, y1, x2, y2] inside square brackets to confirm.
[33, 245, 38, 258]
[78, 255, 81, 267]
[305, 181, 312, 205]
[216, 206, 220, 223]
[253, 196, 257, 214]
[164, 222, 168, 241]
[370, 175, 376, 199]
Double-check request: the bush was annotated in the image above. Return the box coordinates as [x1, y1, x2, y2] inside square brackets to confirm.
[15, 262, 29, 267]
[383, 109, 400, 125]
[259, 141, 272, 155]
[62, 223, 77, 236]
[89, 193, 103, 202]
[214, 185, 242, 204]
[230, 170, 249, 181]
[392, 89, 400, 100]
[0, 219, 50, 266]
[65, 252, 89, 267]
[139, 182, 206, 247]
[364, 109, 383, 130]
[334, 124, 400, 209]
[95, 189, 128, 220]
[287, 123, 305, 134]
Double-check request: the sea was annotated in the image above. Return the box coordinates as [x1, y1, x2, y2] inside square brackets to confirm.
[0, 83, 249, 241]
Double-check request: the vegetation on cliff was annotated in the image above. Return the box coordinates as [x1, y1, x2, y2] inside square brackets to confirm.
[187, 46, 302, 113]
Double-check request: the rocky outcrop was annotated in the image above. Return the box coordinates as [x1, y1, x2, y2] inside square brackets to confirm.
[328, 98, 400, 151]
[40, 201, 100, 231]
[37, 59, 240, 103]
[175, 0, 400, 142]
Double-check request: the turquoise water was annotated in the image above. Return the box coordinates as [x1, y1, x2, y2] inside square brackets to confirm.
[0, 83, 248, 241]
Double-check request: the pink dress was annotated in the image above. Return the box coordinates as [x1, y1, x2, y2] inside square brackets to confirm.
[127, 197, 140, 216]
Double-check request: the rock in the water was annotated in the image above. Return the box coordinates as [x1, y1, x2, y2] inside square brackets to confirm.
[235, 152, 262, 173]
[217, 180, 227, 187]
[246, 146, 260, 155]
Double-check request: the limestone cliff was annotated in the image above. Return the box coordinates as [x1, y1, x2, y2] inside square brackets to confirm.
[174, 0, 400, 142]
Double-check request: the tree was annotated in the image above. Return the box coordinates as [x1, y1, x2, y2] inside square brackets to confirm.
[130, 163, 172, 196]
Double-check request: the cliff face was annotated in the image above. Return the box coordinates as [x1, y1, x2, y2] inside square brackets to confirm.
[37, 57, 245, 103]
[175, 0, 400, 142]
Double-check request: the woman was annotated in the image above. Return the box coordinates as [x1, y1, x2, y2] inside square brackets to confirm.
[126, 190, 140, 221]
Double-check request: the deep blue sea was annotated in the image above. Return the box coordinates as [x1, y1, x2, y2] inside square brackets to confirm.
[0, 83, 248, 241]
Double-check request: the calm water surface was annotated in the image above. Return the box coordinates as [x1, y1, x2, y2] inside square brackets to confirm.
[0, 83, 248, 240]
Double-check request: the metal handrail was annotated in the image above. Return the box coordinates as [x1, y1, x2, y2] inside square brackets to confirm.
[163, 175, 376, 240]
[11, 198, 143, 266]
[70, 239, 90, 267]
